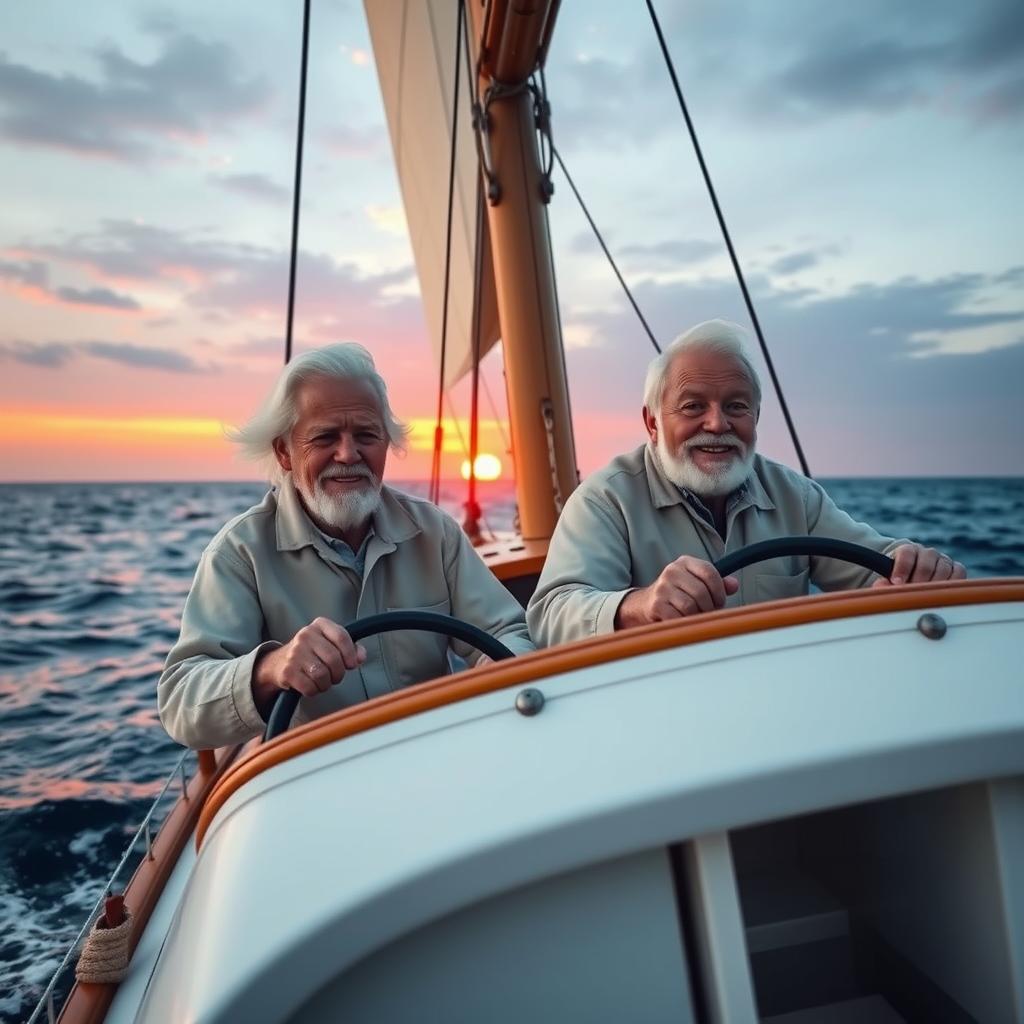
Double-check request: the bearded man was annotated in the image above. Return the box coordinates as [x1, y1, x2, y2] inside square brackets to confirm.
[527, 319, 965, 648]
[159, 343, 533, 749]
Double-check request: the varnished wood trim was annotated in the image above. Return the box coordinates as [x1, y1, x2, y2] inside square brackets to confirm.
[195, 579, 1024, 848]
[474, 538, 548, 582]
[58, 745, 244, 1024]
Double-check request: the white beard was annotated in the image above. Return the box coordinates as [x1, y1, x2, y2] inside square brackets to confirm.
[655, 430, 755, 497]
[297, 466, 382, 533]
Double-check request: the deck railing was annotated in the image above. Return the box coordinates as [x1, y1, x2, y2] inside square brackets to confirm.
[25, 749, 194, 1024]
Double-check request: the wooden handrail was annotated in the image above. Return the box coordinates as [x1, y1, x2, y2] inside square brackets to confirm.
[195, 578, 1024, 848]
[58, 745, 244, 1024]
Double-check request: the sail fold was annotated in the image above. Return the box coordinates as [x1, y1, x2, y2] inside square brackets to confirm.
[364, 0, 500, 389]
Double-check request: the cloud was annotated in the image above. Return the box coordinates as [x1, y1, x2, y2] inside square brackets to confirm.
[768, 248, 831, 276]
[0, 255, 143, 311]
[619, 238, 720, 269]
[750, 0, 1024, 121]
[550, 0, 1024, 148]
[321, 124, 389, 159]
[16, 218, 426, 355]
[0, 30, 270, 162]
[0, 339, 205, 373]
[54, 286, 141, 311]
[210, 173, 291, 205]
[365, 204, 408, 236]
[0, 258, 47, 287]
[561, 261, 1024, 472]
[0, 341, 74, 368]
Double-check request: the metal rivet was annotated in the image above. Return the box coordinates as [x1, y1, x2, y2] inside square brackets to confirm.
[515, 688, 545, 717]
[917, 613, 947, 640]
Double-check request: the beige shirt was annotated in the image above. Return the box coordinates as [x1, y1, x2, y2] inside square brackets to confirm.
[527, 445, 904, 648]
[159, 476, 534, 749]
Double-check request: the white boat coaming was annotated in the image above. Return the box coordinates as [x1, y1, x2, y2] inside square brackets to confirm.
[134, 596, 1024, 1023]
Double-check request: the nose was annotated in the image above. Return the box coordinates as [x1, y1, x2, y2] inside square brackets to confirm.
[703, 403, 730, 433]
[333, 433, 361, 463]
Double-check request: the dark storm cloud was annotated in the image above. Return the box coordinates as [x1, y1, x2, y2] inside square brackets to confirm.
[0, 30, 270, 161]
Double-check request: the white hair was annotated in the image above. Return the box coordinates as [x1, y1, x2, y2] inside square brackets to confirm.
[643, 319, 762, 415]
[227, 342, 410, 483]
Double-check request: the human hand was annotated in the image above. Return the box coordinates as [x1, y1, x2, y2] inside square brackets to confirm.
[873, 544, 967, 587]
[616, 556, 739, 628]
[475, 654, 494, 668]
[252, 617, 366, 712]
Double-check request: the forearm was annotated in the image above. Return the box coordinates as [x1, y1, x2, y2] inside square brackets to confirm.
[528, 583, 631, 646]
[158, 642, 276, 749]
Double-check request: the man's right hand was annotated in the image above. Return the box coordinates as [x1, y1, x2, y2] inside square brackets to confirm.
[614, 556, 739, 629]
[251, 617, 367, 717]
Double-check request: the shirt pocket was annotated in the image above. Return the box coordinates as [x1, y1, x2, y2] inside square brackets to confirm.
[753, 568, 810, 604]
[381, 597, 453, 690]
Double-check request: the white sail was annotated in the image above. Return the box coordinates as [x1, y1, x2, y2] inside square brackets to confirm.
[364, 0, 499, 389]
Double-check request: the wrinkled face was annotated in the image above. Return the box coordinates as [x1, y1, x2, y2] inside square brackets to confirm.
[643, 348, 758, 497]
[273, 375, 388, 534]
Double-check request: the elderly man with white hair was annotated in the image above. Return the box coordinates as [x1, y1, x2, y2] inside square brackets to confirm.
[527, 319, 965, 647]
[159, 343, 533, 749]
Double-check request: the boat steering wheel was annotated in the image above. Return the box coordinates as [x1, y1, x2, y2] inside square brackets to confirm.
[263, 610, 517, 741]
[712, 535, 894, 580]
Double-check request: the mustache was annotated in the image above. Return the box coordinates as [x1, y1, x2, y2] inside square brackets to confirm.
[318, 465, 376, 483]
[683, 432, 747, 454]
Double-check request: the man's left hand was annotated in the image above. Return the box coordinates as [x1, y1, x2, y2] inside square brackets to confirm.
[874, 543, 966, 587]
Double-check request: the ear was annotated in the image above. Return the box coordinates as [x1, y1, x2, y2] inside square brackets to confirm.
[272, 436, 292, 473]
[642, 405, 658, 445]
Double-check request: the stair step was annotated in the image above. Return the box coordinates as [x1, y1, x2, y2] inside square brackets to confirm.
[740, 870, 850, 953]
[762, 993, 905, 1023]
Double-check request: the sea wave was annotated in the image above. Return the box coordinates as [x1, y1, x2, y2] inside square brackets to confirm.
[0, 476, 1021, 1020]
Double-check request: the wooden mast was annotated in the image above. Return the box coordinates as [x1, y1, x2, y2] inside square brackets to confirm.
[467, 0, 577, 543]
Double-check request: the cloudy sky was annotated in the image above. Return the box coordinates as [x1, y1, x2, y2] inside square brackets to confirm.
[1, 0, 1021, 482]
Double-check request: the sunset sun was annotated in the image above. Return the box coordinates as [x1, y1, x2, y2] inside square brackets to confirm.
[460, 453, 503, 481]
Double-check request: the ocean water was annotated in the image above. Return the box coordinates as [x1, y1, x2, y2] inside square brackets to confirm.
[1, 477, 1022, 1020]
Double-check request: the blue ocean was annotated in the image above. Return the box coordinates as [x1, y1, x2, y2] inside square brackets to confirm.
[2, 477, 1023, 1020]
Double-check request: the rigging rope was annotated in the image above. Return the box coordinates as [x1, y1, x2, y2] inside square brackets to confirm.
[429, 0, 466, 506]
[552, 146, 661, 354]
[463, 173, 486, 543]
[645, 0, 811, 478]
[284, 0, 311, 365]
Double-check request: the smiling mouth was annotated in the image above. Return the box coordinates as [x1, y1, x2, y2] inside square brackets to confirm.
[694, 446, 736, 455]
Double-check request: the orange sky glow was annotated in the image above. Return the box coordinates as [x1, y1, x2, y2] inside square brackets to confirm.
[0, 410, 512, 482]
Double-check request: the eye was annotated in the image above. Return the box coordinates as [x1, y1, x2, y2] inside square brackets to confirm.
[680, 402, 704, 415]
[357, 430, 381, 443]
[727, 401, 751, 415]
